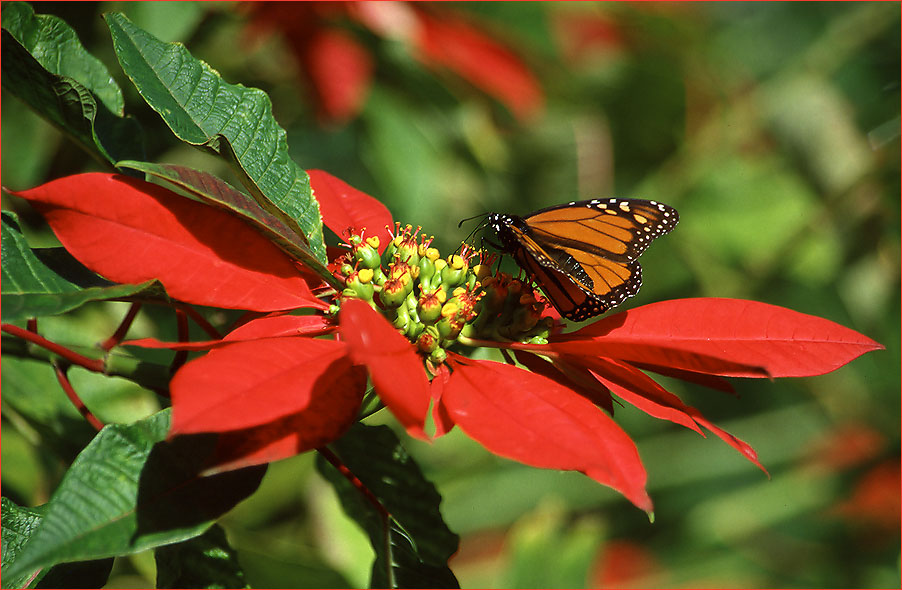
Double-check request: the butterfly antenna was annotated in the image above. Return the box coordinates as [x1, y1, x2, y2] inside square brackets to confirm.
[457, 212, 488, 229]
[458, 214, 492, 246]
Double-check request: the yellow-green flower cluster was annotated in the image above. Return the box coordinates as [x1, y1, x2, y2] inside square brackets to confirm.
[333, 225, 553, 363]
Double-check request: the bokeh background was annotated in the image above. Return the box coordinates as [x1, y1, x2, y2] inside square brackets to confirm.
[2, 2, 899, 588]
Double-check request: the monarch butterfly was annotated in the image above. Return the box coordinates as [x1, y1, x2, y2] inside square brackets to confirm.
[485, 198, 678, 321]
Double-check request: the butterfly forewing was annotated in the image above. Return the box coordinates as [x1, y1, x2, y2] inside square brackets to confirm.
[487, 197, 677, 321]
[524, 198, 678, 263]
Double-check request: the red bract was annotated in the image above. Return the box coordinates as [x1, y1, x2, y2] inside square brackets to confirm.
[339, 299, 431, 440]
[169, 338, 353, 434]
[11, 174, 327, 313]
[411, 7, 544, 121]
[244, 2, 544, 123]
[308, 169, 393, 250]
[303, 28, 373, 123]
[546, 298, 881, 378]
[441, 353, 652, 512]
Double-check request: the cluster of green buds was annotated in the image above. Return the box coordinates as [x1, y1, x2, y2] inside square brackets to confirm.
[331, 224, 554, 365]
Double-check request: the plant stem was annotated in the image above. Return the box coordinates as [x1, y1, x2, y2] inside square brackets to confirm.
[317, 446, 389, 519]
[1, 331, 172, 393]
[53, 361, 105, 431]
[170, 307, 189, 375]
[100, 302, 143, 351]
[1, 323, 105, 372]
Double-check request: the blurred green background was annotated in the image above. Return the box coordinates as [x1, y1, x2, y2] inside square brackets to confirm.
[2, 2, 899, 588]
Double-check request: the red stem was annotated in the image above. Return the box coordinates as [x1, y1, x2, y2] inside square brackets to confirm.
[175, 303, 222, 340]
[317, 445, 395, 584]
[170, 308, 190, 375]
[54, 361, 105, 431]
[1, 324, 105, 372]
[100, 302, 143, 351]
[317, 446, 390, 519]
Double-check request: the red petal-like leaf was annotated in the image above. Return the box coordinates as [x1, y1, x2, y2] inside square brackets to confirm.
[339, 298, 430, 439]
[553, 11, 623, 65]
[413, 9, 543, 121]
[304, 29, 373, 122]
[200, 368, 366, 474]
[308, 169, 393, 250]
[586, 357, 767, 473]
[514, 350, 614, 414]
[689, 414, 768, 475]
[122, 338, 225, 352]
[429, 363, 455, 437]
[574, 356, 703, 435]
[13, 174, 326, 312]
[224, 314, 335, 341]
[123, 314, 335, 351]
[170, 337, 358, 434]
[443, 355, 652, 511]
[629, 361, 736, 395]
[550, 298, 883, 378]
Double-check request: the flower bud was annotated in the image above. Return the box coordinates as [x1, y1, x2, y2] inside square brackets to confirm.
[429, 347, 447, 365]
[417, 287, 446, 324]
[344, 268, 375, 300]
[379, 273, 410, 308]
[352, 239, 381, 269]
[441, 254, 467, 288]
[416, 326, 441, 354]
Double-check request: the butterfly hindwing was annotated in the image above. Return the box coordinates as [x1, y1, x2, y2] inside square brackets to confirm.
[488, 198, 677, 321]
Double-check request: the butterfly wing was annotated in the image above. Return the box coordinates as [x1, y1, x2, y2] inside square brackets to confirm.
[524, 198, 678, 264]
[495, 198, 677, 320]
[505, 222, 643, 320]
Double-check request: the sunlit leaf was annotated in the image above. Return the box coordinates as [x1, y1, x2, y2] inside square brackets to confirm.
[105, 12, 327, 264]
[308, 169, 393, 251]
[1, 211, 160, 321]
[551, 298, 884, 377]
[339, 299, 430, 440]
[1, 2, 143, 165]
[13, 174, 326, 312]
[443, 355, 652, 512]
[169, 337, 357, 434]
[3, 410, 266, 582]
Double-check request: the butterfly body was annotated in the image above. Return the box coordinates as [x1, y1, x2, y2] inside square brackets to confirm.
[487, 198, 678, 321]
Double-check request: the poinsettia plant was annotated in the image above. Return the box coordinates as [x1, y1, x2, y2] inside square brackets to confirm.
[1, 4, 885, 589]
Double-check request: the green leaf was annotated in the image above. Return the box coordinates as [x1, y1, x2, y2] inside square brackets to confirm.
[1, 2, 123, 114]
[2, 498, 47, 588]
[317, 424, 460, 589]
[1, 3, 144, 165]
[117, 161, 339, 289]
[1, 498, 114, 589]
[4, 410, 267, 581]
[154, 524, 249, 589]
[1, 211, 163, 321]
[104, 13, 328, 265]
